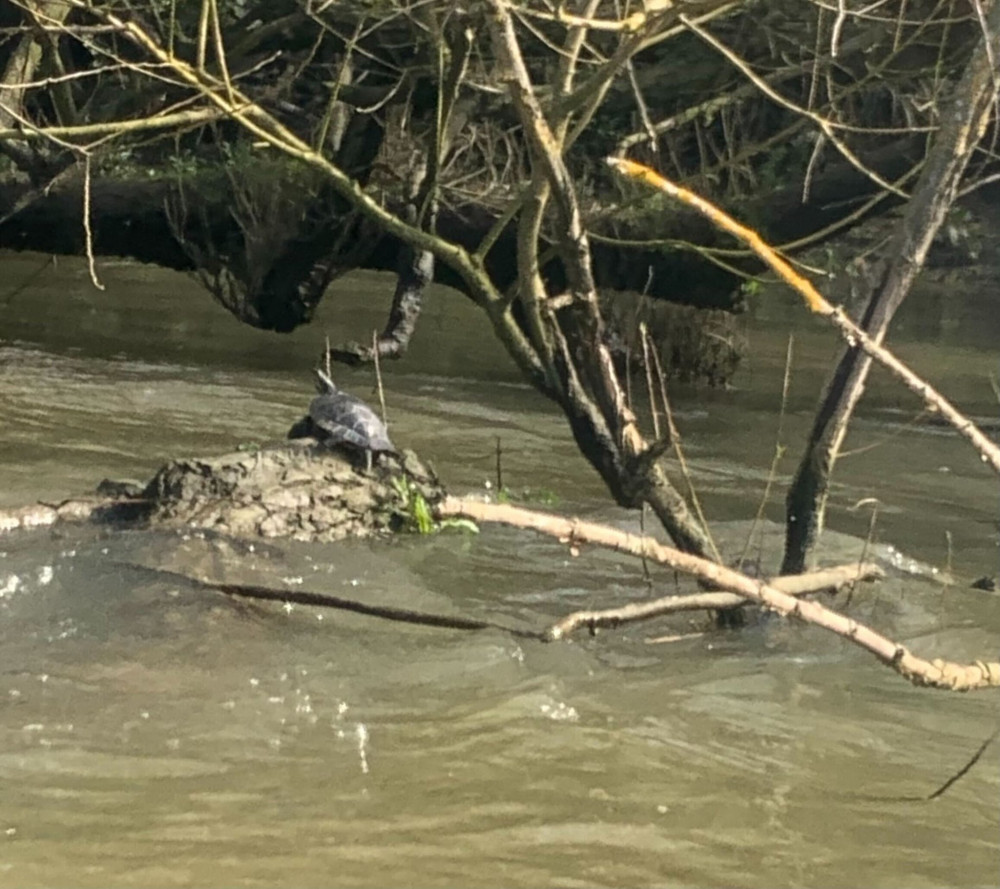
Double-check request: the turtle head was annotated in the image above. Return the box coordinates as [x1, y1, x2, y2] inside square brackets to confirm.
[313, 368, 339, 394]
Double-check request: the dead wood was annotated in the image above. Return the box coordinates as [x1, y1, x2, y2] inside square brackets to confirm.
[545, 561, 884, 639]
[117, 561, 545, 640]
[780, 0, 1000, 572]
[437, 497, 1000, 691]
[0, 495, 148, 534]
[605, 158, 1000, 526]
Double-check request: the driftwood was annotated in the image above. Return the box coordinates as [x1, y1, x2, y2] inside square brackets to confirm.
[111, 526, 876, 643]
[437, 497, 1000, 691]
[0, 494, 144, 534]
[104, 521, 877, 644]
[545, 562, 884, 640]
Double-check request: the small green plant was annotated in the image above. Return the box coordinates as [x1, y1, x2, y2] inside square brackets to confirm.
[392, 477, 478, 535]
[392, 476, 434, 533]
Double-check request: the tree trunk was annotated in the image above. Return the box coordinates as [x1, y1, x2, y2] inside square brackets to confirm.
[781, 0, 1000, 574]
[0, 1, 74, 182]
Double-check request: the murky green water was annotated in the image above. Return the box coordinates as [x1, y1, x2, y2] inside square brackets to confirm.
[0, 252, 997, 887]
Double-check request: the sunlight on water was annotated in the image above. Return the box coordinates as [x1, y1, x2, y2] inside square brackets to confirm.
[0, 253, 997, 886]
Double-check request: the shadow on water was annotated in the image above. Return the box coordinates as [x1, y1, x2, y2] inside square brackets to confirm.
[0, 251, 998, 887]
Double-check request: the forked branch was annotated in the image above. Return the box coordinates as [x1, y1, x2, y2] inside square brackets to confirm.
[606, 158, 1000, 476]
[437, 498, 1000, 691]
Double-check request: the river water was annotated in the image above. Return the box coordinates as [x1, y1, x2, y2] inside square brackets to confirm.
[0, 252, 997, 887]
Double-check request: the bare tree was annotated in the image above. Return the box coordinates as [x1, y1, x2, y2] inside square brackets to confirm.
[781, 0, 1000, 572]
[3, 0, 998, 571]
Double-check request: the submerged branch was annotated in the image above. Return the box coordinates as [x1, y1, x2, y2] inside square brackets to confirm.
[546, 561, 883, 638]
[203, 576, 545, 640]
[111, 560, 545, 639]
[437, 497, 1000, 691]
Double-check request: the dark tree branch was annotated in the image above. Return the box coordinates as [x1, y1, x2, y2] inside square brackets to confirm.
[781, 0, 1000, 574]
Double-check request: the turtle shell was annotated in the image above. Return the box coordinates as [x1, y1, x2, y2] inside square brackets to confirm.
[308, 389, 395, 454]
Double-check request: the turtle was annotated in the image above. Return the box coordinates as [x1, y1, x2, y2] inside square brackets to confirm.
[288, 369, 396, 471]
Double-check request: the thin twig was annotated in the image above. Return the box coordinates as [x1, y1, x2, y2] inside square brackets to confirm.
[196, 0, 209, 71]
[867, 729, 1000, 802]
[679, 13, 909, 198]
[495, 436, 504, 492]
[847, 497, 880, 610]
[737, 333, 793, 568]
[639, 502, 652, 588]
[938, 529, 954, 618]
[646, 328, 721, 563]
[372, 329, 388, 427]
[208, 0, 234, 104]
[639, 321, 661, 440]
[82, 154, 104, 291]
[606, 158, 1000, 476]
[115, 560, 544, 639]
[924, 729, 998, 800]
